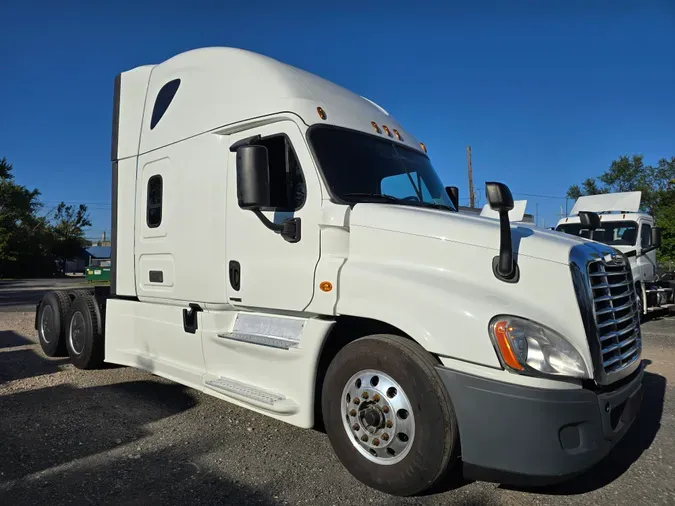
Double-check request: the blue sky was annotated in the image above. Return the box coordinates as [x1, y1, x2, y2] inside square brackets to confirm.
[2, 1, 674, 238]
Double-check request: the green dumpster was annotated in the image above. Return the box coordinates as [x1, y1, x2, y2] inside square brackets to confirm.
[85, 258, 111, 283]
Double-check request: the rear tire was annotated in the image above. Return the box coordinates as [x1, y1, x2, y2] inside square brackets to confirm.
[321, 334, 460, 496]
[65, 295, 105, 370]
[36, 290, 71, 357]
[68, 289, 94, 300]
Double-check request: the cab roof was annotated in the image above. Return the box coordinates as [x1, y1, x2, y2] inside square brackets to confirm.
[120, 47, 424, 157]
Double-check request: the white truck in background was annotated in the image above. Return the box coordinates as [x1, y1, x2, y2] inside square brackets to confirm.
[34, 47, 644, 496]
[555, 191, 674, 316]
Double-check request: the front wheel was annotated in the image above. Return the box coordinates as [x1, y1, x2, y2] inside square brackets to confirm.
[321, 334, 460, 496]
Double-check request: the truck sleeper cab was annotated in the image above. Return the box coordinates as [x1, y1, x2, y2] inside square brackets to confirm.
[35, 47, 644, 497]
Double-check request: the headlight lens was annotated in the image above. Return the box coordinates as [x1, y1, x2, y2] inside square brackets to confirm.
[489, 316, 589, 378]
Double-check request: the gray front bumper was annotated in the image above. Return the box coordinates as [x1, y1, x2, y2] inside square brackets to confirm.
[436, 361, 644, 482]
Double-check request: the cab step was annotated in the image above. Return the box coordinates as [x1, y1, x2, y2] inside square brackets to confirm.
[204, 376, 299, 414]
[217, 331, 299, 350]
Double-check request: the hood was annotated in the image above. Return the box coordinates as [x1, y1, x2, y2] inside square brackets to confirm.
[349, 203, 588, 265]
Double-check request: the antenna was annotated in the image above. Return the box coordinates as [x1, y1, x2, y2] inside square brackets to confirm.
[467, 146, 475, 208]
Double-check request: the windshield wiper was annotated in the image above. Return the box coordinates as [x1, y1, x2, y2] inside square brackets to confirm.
[342, 193, 401, 203]
[409, 201, 456, 212]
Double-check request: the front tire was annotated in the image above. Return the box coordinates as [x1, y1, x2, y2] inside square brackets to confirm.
[65, 295, 105, 369]
[321, 334, 460, 496]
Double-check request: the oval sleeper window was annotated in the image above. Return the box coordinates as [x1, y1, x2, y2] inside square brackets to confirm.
[150, 79, 181, 130]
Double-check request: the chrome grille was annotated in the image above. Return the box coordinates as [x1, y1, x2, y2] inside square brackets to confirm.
[587, 256, 641, 375]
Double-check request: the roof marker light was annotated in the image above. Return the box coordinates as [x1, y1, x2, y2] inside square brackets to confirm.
[317, 106, 327, 120]
[371, 121, 381, 134]
[393, 129, 403, 141]
[382, 125, 392, 137]
[419, 142, 427, 153]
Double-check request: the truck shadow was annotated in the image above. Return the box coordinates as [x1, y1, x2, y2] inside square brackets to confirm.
[0, 331, 71, 383]
[500, 368, 666, 496]
[0, 445, 278, 506]
[0, 380, 198, 482]
[0, 330, 33, 349]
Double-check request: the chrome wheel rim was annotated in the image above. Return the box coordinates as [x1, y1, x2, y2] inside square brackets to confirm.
[341, 369, 415, 465]
[40, 305, 54, 343]
[69, 311, 86, 355]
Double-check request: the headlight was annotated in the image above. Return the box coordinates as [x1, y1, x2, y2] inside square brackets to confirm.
[488, 315, 589, 379]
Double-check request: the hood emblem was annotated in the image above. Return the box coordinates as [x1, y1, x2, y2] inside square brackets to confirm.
[604, 251, 624, 266]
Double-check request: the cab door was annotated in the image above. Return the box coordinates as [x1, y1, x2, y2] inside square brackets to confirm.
[224, 121, 322, 312]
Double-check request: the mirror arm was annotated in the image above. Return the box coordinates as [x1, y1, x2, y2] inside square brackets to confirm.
[229, 134, 262, 152]
[492, 211, 520, 283]
[252, 209, 301, 243]
[640, 245, 657, 255]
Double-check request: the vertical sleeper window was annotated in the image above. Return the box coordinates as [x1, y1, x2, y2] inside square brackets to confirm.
[147, 175, 163, 228]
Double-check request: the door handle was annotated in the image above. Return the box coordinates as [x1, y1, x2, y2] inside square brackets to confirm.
[183, 303, 202, 334]
[229, 261, 241, 291]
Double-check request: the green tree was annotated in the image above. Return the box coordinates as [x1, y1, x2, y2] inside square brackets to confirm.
[0, 157, 51, 276]
[566, 178, 608, 200]
[49, 202, 92, 273]
[1, 157, 94, 277]
[567, 154, 675, 263]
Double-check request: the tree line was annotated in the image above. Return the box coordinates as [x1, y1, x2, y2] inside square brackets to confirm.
[0, 157, 92, 278]
[566, 154, 675, 264]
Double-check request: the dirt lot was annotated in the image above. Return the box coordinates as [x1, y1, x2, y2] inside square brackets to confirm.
[1, 309, 674, 505]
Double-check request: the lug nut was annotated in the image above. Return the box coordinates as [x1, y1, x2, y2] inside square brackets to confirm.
[386, 420, 393, 429]
[353, 398, 360, 405]
[361, 435, 368, 442]
[352, 424, 360, 431]
[349, 409, 357, 417]
[373, 438, 380, 446]
[382, 433, 389, 441]
[373, 394, 380, 402]
[361, 392, 369, 399]
[382, 406, 390, 414]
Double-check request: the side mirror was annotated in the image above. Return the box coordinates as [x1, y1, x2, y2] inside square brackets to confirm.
[651, 226, 662, 249]
[578, 211, 600, 231]
[486, 182, 514, 213]
[234, 144, 301, 243]
[236, 145, 271, 210]
[485, 182, 518, 283]
[445, 186, 459, 209]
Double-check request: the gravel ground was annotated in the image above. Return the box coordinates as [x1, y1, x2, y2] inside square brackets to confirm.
[1, 311, 674, 506]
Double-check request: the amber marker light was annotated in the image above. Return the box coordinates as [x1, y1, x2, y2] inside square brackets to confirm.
[492, 320, 524, 371]
[382, 125, 392, 137]
[317, 106, 327, 120]
[393, 129, 403, 141]
[419, 142, 427, 153]
[320, 281, 333, 292]
[371, 121, 381, 134]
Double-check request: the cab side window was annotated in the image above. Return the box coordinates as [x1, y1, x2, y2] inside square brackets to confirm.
[254, 135, 306, 211]
[641, 224, 652, 248]
[146, 175, 163, 228]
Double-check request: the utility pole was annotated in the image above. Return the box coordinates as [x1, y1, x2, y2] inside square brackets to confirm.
[467, 146, 475, 208]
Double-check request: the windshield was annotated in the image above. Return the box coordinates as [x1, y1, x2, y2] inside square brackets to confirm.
[556, 220, 638, 246]
[308, 125, 457, 211]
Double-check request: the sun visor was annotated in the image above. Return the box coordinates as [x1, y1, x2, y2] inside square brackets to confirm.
[570, 191, 642, 215]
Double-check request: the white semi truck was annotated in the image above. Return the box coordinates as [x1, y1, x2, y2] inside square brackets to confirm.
[35, 47, 644, 496]
[555, 191, 674, 315]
